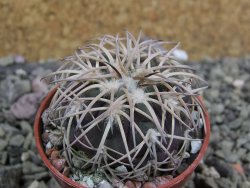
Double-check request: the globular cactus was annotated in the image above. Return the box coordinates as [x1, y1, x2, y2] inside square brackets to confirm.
[43, 32, 208, 183]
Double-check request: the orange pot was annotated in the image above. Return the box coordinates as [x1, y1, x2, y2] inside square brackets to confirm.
[34, 88, 210, 188]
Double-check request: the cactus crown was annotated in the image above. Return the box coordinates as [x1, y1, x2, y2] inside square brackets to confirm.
[43, 32, 208, 182]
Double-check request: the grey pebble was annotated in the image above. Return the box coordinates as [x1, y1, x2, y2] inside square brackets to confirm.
[98, 180, 113, 188]
[23, 172, 50, 181]
[206, 157, 235, 178]
[195, 174, 219, 188]
[0, 76, 31, 108]
[0, 151, 8, 165]
[20, 121, 32, 135]
[22, 161, 46, 175]
[0, 56, 15, 66]
[23, 132, 33, 151]
[27, 180, 47, 188]
[0, 127, 5, 137]
[9, 134, 25, 147]
[0, 164, 22, 188]
[228, 118, 243, 130]
[215, 177, 234, 188]
[47, 178, 61, 188]
[0, 139, 8, 151]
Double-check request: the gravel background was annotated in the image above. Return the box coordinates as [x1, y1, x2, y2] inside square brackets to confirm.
[0, 56, 249, 188]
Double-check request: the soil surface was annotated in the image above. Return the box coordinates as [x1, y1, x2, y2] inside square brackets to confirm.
[1, 0, 250, 61]
[0, 56, 250, 188]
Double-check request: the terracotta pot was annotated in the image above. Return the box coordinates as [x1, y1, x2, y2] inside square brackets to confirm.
[34, 88, 210, 188]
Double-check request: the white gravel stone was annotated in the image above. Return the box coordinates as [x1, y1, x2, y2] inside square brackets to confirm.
[191, 140, 202, 154]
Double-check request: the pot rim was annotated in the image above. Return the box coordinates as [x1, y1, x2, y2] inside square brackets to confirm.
[34, 88, 210, 188]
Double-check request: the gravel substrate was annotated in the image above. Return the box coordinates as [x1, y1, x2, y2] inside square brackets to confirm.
[0, 56, 249, 188]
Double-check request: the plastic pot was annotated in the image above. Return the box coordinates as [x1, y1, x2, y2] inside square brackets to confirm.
[34, 88, 210, 188]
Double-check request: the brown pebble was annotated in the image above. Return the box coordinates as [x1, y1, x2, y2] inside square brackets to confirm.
[142, 182, 157, 188]
[45, 148, 56, 156]
[62, 166, 70, 177]
[124, 180, 136, 188]
[51, 158, 66, 172]
[42, 132, 50, 143]
[50, 150, 60, 159]
[133, 181, 142, 188]
[154, 175, 173, 186]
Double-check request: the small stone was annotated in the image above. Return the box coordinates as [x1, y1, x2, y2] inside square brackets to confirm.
[0, 164, 22, 188]
[83, 176, 94, 188]
[206, 157, 235, 178]
[115, 165, 128, 173]
[14, 55, 26, 64]
[237, 138, 249, 147]
[0, 139, 8, 151]
[23, 132, 33, 150]
[191, 140, 202, 154]
[228, 118, 242, 130]
[62, 166, 70, 177]
[213, 104, 224, 114]
[15, 68, 27, 76]
[233, 79, 244, 88]
[215, 115, 224, 124]
[215, 177, 234, 188]
[202, 166, 220, 179]
[22, 172, 50, 182]
[41, 132, 50, 143]
[32, 77, 48, 94]
[51, 150, 60, 159]
[47, 178, 61, 188]
[27, 180, 47, 188]
[172, 49, 188, 61]
[0, 127, 5, 137]
[29, 150, 42, 165]
[51, 158, 66, 172]
[195, 174, 218, 188]
[7, 145, 23, 157]
[220, 140, 233, 154]
[19, 121, 32, 135]
[34, 172, 50, 180]
[232, 163, 244, 174]
[223, 76, 234, 84]
[142, 182, 157, 188]
[242, 181, 250, 188]
[22, 161, 46, 175]
[10, 92, 43, 119]
[225, 153, 239, 163]
[177, 163, 189, 174]
[154, 175, 173, 186]
[48, 133, 63, 147]
[45, 147, 55, 156]
[209, 90, 219, 99]
[21, 151, 30, 162]
[9, 156, 21, 165]
[238, 148, 247, 158]
[9, 134, 25, 147]
[243, 152, 250, 162]
[0, 56, 14, 66]
[124, 180, 136, 188]
[0, 76, 31, 108]
[98, 180, 113, 188]
[214, 150, 225, 159]
[133, 181, 142, 188]
[0, 151, 8, 164]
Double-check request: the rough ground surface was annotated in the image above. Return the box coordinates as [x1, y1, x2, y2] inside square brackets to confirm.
[0, 56, 250, 188]
[1, 0, 250, 60]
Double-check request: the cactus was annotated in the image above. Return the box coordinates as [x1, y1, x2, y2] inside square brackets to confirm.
[43, 32, 208, 183]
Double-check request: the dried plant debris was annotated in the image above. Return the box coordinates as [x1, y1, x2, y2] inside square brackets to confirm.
[42, 32, 208, 186]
